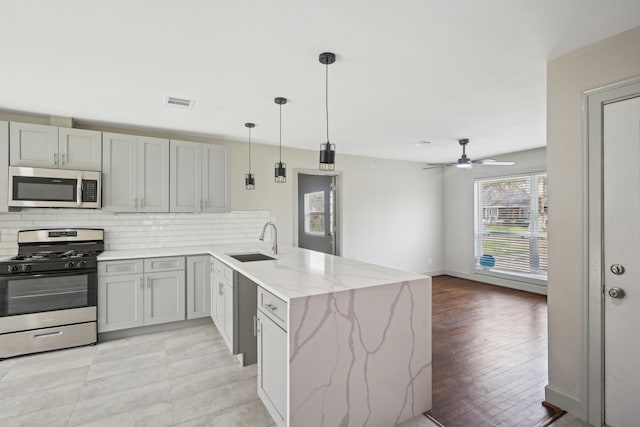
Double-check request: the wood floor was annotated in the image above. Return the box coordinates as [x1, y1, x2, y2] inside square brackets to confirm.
[428, 275, 552, 427]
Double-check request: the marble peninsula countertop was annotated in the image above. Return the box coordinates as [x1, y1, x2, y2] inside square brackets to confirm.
[98, 243, 427, 302]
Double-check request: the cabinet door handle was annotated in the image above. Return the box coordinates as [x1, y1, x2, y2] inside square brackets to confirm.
[140, 279, 143, 289]
[146, 277, 150, 288]
[253, 316, 257, 337]
[140, 198, 144, 208]
[264, 303, 277, 312]
[61, 153, 65, 165]
[54, 152, 58, 165]
[219, 283, 224, 295]
[133, 198, 138, 208]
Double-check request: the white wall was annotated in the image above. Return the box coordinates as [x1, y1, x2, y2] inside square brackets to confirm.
[546, 26, 640, 418]
[442, 148, 547, 293]
[0, 116, 443, 274]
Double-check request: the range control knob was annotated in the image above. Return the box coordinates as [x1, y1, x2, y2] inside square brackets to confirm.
[7, 265, 19, 273]
[76, 261, 86, 269]
[65, 262, 75, 269]
[21, 264, 32, 273]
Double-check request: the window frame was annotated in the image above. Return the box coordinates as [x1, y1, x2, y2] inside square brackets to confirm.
[474, 171, 548, 285]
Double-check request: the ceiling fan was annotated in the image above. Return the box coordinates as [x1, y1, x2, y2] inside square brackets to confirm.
[424, 138, 515, 169]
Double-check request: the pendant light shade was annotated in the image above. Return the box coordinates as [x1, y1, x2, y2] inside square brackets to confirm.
[274, 97, 287, 183]
[244, 122, 256, 190]
[319, 52, 336, 171]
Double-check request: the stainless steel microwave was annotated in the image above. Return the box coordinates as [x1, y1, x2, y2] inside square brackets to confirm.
[8, 166, 101, 209]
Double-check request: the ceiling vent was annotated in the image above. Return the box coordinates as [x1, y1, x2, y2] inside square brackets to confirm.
[165, 96, 195, 110]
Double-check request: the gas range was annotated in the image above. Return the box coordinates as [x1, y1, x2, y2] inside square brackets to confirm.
[0, 228, 104, 359]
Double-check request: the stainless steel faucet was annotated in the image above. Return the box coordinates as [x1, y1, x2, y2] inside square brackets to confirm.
[259, 222, 278, 255]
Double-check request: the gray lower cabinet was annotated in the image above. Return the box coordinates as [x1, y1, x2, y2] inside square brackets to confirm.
[143, 271, 186, 325]
[98, 257, 185, 332]
[212, 259, 233, 350]
[257, 291, 288, 427]
[98, 273, 144, 332]
[186, 256, 211, 319]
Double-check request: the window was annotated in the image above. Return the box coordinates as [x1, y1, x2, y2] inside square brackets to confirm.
[304, 191, 325, 235]
[474, 173, 547, 280]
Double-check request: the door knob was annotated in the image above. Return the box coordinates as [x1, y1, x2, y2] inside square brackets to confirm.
[608, 287, 626, 299]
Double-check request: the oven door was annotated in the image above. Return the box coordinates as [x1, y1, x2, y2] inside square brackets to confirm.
[0, 270, 97, 318]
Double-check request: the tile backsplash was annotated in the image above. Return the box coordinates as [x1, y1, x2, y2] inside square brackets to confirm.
[0, 209, 270, 256]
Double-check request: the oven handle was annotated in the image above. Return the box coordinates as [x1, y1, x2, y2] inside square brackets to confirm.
[1, 270, 97, 280]
[34, 330, 62, 339]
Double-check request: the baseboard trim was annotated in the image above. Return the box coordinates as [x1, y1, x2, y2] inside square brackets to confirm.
[442, 270, 548, 295]
[545, 385, 583, 420]
[422, 269, 445, 277]
[98, 317, 213, 341]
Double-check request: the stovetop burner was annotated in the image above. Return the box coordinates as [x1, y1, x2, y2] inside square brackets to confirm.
[10, 250, 97, 262]
[0, 228, 104, 275]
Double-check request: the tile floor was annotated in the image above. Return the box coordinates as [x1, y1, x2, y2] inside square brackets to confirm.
[0, 322, 438, 427]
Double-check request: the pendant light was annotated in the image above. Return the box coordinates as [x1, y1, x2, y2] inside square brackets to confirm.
[244, 122, 256, 189]
[319, 52, 336, 171]
[274, 97, 287, 183]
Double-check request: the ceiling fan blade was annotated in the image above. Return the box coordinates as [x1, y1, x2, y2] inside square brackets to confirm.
[422, 162, 455, 170]
[472, 159, 515, 166]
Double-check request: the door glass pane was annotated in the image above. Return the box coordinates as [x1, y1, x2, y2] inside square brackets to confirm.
[7, 275, 89, 315]
[304, 191, 325, 235]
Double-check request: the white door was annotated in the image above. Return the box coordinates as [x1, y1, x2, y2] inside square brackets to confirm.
[604, 95, 640, 426]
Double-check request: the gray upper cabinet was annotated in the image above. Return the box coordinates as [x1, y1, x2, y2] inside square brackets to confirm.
[58, 128, 102, 171]
[9, 122, 59, 168]
[202, 144, 229, 212]
[137, 137, 170, 212]
[170, 140, 202, 212]
[186, 256, 211, 320]
[0, 121, 8, 213]
[102, 132, 169, 212]
[10, 123, 102, 171]
[170, 140, 229, 213]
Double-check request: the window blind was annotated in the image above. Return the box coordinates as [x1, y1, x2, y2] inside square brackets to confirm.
[474, 173, 548, 279]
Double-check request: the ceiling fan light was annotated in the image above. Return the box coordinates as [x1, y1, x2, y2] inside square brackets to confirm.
[457, 157, 472, 168]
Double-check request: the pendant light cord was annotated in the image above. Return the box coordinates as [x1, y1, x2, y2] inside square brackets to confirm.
[248, 127, 252, 173]
[325, 62, 329, 144]
[279, 104, 283, 162]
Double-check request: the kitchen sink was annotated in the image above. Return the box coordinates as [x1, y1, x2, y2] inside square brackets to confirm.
[228, 253, 276, 262]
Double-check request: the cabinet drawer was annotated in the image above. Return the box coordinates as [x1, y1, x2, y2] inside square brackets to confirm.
[144, 256, 185, 272]
[98, 259, 143, 276]
[258, 287, 287, 331]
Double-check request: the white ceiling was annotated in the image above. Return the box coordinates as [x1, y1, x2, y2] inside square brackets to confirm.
[1, 1, 640, 163]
